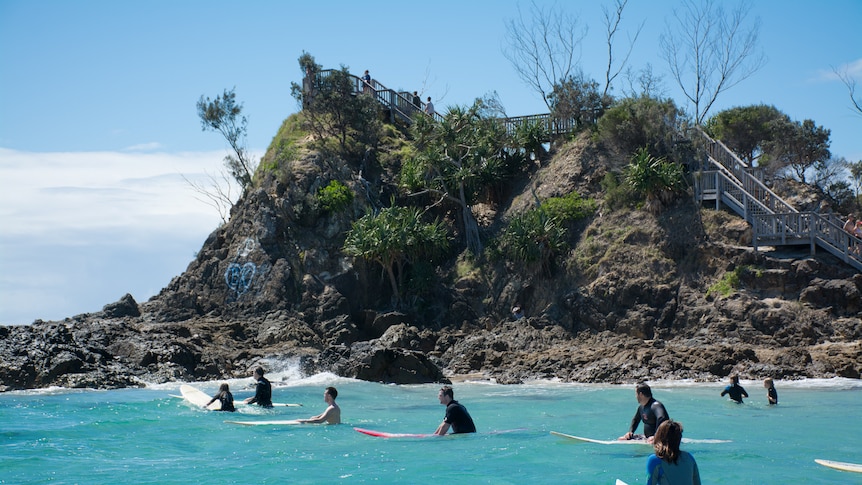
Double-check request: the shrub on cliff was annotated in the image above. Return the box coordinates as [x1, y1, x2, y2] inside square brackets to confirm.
[343, 205, 449, 306]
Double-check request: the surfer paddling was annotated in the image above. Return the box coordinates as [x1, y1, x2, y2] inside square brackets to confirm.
[204, 383, 236, 412]
[297, 387, 341, 424]
[434, 386, 476, 435]
[619, 383, 669, 444]
[244, 367, 273, 408]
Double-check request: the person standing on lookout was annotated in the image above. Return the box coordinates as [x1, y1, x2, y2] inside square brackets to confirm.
[243, 367, 273, 408]
[619, 382, 669, 444]
[434, 386, 476, 435]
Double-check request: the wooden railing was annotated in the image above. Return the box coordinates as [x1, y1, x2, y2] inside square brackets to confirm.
[693, 169, 862, 271]
[312, 70, 444, 124]
[500, 111, 600, 141]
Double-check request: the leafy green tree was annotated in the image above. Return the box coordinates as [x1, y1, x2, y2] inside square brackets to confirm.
[846, 159, 862, 199]
[197, 88, 256, 192]
[403, 100, 520, 254]
[624, 147, 686, 215]
[705, 104, 785, 166]
[762, 118, 831, 183]
[343, 205, 448, 305]
[597, 96, 687, 160]
[547, 72, 611, 131]
[290, 55, 380, 157]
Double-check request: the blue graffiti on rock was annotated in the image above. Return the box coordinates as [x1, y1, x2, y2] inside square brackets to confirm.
[224, 262, 256, 295]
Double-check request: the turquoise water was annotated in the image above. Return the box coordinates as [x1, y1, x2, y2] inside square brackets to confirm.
[1, 371, 860, 484]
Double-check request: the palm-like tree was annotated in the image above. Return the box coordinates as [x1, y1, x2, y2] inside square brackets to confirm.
[343, 205, 448, 305]
[624, 147, 685, 214]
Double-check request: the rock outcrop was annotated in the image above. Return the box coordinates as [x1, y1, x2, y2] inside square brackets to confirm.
[1, 128, 860, 391]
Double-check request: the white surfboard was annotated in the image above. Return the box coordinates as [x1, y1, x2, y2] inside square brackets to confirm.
[173, 386, 302, 408]
[550, 431, 731, 445]
[616, 480, 629, 485]
[815, 459, 862, 473]
[180, 384, 221, 410]
[224, 419, 303, 426]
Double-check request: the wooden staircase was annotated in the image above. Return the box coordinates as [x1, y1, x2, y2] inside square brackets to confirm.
[692, 129, 862, 271]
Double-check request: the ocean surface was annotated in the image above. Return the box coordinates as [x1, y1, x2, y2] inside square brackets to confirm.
[1, 366, 861, 484]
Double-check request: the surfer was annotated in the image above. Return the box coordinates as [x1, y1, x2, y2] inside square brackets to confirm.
[763, 378, 778, 405]
[204, 383, 236, 412]
[244, 367, 273, 408]
[720, 375, 749, 403]
[434, 386, 476, 435]
[646, 420, 701, 485]
[297, 387, 341, 424]
[619, 383, 669, 444]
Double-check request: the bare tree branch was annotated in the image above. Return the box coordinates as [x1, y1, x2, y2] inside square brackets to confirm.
[660, 0, 766, 124]
[503, 1, 588, 110]
[602, 0, 644, 98]
[835, 65, 862, 118]
[182, 169, 239, 225]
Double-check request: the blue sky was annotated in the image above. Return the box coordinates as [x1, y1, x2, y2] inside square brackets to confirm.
[1, 0, 860, 325]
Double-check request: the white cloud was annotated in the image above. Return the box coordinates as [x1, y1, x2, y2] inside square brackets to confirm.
[124, 142, 165, 151]
[814, 58, 862, 83]
[0, 147, 229, 324]
[0, 147, 225, 237]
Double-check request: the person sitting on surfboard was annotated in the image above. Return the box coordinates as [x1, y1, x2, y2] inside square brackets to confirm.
[244, 367, 273, 408]
[205, 383, 236, 412]
[297, 387, 341, 424]
[619, 383, 669, 444]
[720, 374, 749, 403]
[646, 420, 701, 485]
[434, 386, 476, 435]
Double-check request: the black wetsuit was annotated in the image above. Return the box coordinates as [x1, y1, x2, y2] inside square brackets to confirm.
[248, 377, 273, 407]
[628, 398, 669, 438]
[767, 386, 778, 405]
[444, 400, 476, 434]
[214, 390, 235, 412]
[721, 383, 748, 403]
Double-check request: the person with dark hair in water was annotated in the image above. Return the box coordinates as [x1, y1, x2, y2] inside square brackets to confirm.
[646, 420, 701, 485]
[720, 374, 749, 403]
[619, 382, 669, 444]
[297, 387, 341, 424]
[205, 383, 235, 412]
[243, 367, 272, 408]
[434, 386, 475, 435]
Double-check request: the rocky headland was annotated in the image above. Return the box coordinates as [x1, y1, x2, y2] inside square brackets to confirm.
[1, 120, 860, 392]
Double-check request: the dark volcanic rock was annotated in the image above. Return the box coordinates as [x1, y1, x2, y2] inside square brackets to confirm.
[1, 123, 860, 392]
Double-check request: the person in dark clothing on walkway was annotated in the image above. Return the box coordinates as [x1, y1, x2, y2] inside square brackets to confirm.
[244, 367, 273, 408]
[434, 386, 476, 435]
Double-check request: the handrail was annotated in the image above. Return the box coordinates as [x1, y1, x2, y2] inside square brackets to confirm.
[313, 69, 445, 124]
[696, 128, 796, 215]
[693, 169, 862, 271]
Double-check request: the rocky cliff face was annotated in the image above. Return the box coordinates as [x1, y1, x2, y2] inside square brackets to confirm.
[1, 131, 859, 391]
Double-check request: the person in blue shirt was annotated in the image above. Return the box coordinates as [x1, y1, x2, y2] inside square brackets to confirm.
[720, 374, 749, 403]
[646, 420, 701, 485]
